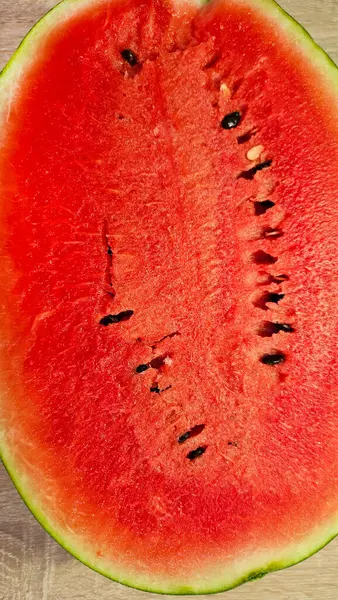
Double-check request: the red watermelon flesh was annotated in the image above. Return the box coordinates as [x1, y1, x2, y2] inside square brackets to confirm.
[1, 0, 338, 594]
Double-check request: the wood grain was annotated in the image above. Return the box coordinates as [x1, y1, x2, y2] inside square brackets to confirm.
[1, 0, 338, 598]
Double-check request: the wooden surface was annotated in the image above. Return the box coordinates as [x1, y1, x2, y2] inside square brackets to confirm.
[0, 0, 338, 598]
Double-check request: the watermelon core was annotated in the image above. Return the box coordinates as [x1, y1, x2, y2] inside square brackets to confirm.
[1, 0, 338, 594]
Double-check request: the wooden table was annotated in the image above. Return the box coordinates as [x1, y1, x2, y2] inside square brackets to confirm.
[1, 1, 338, 598]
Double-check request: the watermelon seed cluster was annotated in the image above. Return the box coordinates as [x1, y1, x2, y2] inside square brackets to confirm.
[177, 425, 207, 460]
[251, 183, 291, 366]
[250, 176, 291, 365]
[134, 333, 179, 393]
[220, 90, 292, 371]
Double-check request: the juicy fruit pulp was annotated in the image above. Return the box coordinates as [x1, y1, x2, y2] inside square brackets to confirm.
[1, 0, 338, 594]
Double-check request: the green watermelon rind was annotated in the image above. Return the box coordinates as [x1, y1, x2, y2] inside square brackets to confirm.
[2, 451, 338, 596]
[2, 449, 338, 595]
[1, 0, 338, 594]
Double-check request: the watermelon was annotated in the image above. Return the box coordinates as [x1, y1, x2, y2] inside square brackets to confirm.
[1, 0, 338, 594]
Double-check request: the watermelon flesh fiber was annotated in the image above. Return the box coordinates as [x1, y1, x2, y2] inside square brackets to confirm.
[1, 0, 338, 594]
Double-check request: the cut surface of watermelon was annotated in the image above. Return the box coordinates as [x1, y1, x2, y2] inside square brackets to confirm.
[1, 0, 338, 594]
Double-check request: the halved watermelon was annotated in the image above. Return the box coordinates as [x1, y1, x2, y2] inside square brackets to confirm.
[1, 0, 338, 595]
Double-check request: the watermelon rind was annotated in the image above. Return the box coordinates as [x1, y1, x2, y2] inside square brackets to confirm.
[1, 0, 338, 594]
[2, 451, 338, 595]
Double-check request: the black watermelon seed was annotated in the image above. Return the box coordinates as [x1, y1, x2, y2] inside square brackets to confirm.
[252, 250, 278, 265]
[178, 431, 191, 444]
[99, 310, 134, 326]
[254, 292, 285, 311]
[254, 200, 275, 216]
[121, 49, 138, 66]
[187, 446, 207, 460]
[268, 293, 285, 304]
[255, 160, 272, 172]
[150, 385, 161, 393]
[178, 424, 205, 444]
[221, 111, 241, 130]
[136, 363, 150, 373]
[237, 160, 272, 181]
[99, 315, 117, 326]
[260, 353, 286, 365]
